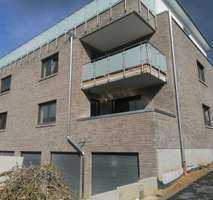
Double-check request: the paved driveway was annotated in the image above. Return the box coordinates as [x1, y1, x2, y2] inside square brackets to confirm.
[170, 171, 213, 200]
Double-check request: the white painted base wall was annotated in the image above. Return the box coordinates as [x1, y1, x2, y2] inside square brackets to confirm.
[157, 148, 213, 184]
[0, 156, 23, 174]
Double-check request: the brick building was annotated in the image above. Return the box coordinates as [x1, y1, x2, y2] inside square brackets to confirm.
[0, 0, 212, 198]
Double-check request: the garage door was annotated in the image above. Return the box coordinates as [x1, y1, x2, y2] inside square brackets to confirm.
[92, 153, 139, 195]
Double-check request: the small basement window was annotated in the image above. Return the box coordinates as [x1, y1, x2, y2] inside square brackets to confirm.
[0, 151, 14, 156]
[197, 61, 205, 82]
[21, 152, 41, 168]
[0, 112, 7, 130]
[202, 104, 211, 126]
[38, 100, 56, 125]
[41, 53, 58, 78]
[1, 75, 11, 93]
[92, 153, 139, 195]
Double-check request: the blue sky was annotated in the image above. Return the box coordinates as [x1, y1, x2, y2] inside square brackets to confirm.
[0, 0, 212, 61]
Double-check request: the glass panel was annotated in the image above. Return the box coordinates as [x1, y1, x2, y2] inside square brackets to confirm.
[0, 112, 7, 130]
[97, 0, 110, 13]
[22, 152, 41, 168]
[48, 102, 56, 122]
[1, 76, 11, 93]
[109, 52, 123, 73]
[82, 63, 94, 81]
[142, 0, 156, 14]
[92, 153, 139, 195]
[51, 153, 81, 194]
[95, 58, 108, 77]
[125, 46, 141, 70]
[84, 1, 97, 20]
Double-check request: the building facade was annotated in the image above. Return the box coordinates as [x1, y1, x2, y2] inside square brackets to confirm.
[0, 0, 212, 198]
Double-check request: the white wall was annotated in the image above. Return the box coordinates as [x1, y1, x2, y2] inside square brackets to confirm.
[0, 156, 23, 174]
[157, 148, 213, 184]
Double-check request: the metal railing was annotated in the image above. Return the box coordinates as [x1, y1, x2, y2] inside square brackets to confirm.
[82, 43, 167, 82]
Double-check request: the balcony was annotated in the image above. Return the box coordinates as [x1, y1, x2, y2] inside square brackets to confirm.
[81, 43, 167, 95]
[80, 0, 156, 52]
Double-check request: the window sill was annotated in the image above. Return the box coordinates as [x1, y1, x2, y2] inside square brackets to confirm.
[36, 123, 56, 128]
[0, 91, 10, 96]
[0, 129, 6, 133]
[199, 80, 208, 87]
[39, 73, 57, 82]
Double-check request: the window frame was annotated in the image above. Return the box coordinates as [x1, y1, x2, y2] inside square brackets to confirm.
[202, 104, 211, 127]
[0, 112, 7, 130]
[41, 53, 58, 79]
[21, 151, 41, 167]
[197, 61, 205, 83]
[38, 100, 57, 125]
[1, 75, 11, 93]
[0, 151, 14, 156]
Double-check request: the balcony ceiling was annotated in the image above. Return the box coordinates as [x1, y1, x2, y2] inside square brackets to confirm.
[80, 12, 155, 52]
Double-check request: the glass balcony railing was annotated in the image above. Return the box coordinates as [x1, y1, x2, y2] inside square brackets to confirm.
[82, 43, 167, 83]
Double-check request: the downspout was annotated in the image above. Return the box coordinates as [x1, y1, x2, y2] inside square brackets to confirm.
[168, 13, 187, 175]
[66, 31, 85, 197]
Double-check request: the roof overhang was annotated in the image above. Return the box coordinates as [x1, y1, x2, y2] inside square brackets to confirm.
[80, 12, 155, 52]
[163, 0, 211, 51]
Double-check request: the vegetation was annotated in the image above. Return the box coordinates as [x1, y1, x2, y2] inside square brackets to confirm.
[0, 165, 76, 200]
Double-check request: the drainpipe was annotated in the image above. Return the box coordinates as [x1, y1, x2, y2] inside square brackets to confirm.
[168, 13, 187, 175]
[66, 31, 85, 197]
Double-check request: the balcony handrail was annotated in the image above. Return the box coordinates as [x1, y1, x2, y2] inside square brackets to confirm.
[82, 42, 167, 82]
[86, 41, 166, 65]
[80, 0, 157, 36]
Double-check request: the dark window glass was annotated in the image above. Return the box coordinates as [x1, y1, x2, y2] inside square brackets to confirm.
[202, 104, 211, 126]
[91, 96, 145, 117]
[0, 112, 7, 130]
[38, 100, 56, 125]
[91, 99, 100, 116]
[1, 75, 11, 93]
[92, 153, 139, 195]
[0, 151, 14, 156]
[51, 153, 81, 194]
[41, 53, 58, 78]
[197, 61, 205, 82]
[21, 152, 41, 167]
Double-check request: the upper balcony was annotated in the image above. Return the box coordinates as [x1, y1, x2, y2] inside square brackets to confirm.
[80, 0, 156, 52]
[81, 42, 167, 95]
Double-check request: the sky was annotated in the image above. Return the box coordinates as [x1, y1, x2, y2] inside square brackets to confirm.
[0, 0, 212, 62]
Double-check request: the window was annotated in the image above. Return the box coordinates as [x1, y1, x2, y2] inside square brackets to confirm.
[51, 152, 81, 194]
[1, 75, 11, 93]
[21, 152, 41, 168]
[41, 53, 58, 78]
[202, 104, 211, 126]
[38, 100, 56, 125]
[91, 96, 145, 117]
[197, 61, 205, 82]
[0, 112, 7, 130]
[92, 153, 139, 195]
[0, 151, 14, 156]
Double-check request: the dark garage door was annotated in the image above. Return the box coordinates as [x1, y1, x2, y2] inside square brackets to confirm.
[92, 153, 139, 195]
[51, 152, 81, 194]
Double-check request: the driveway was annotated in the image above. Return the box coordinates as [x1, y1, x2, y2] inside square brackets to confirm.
[170, 171, 213, 200]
